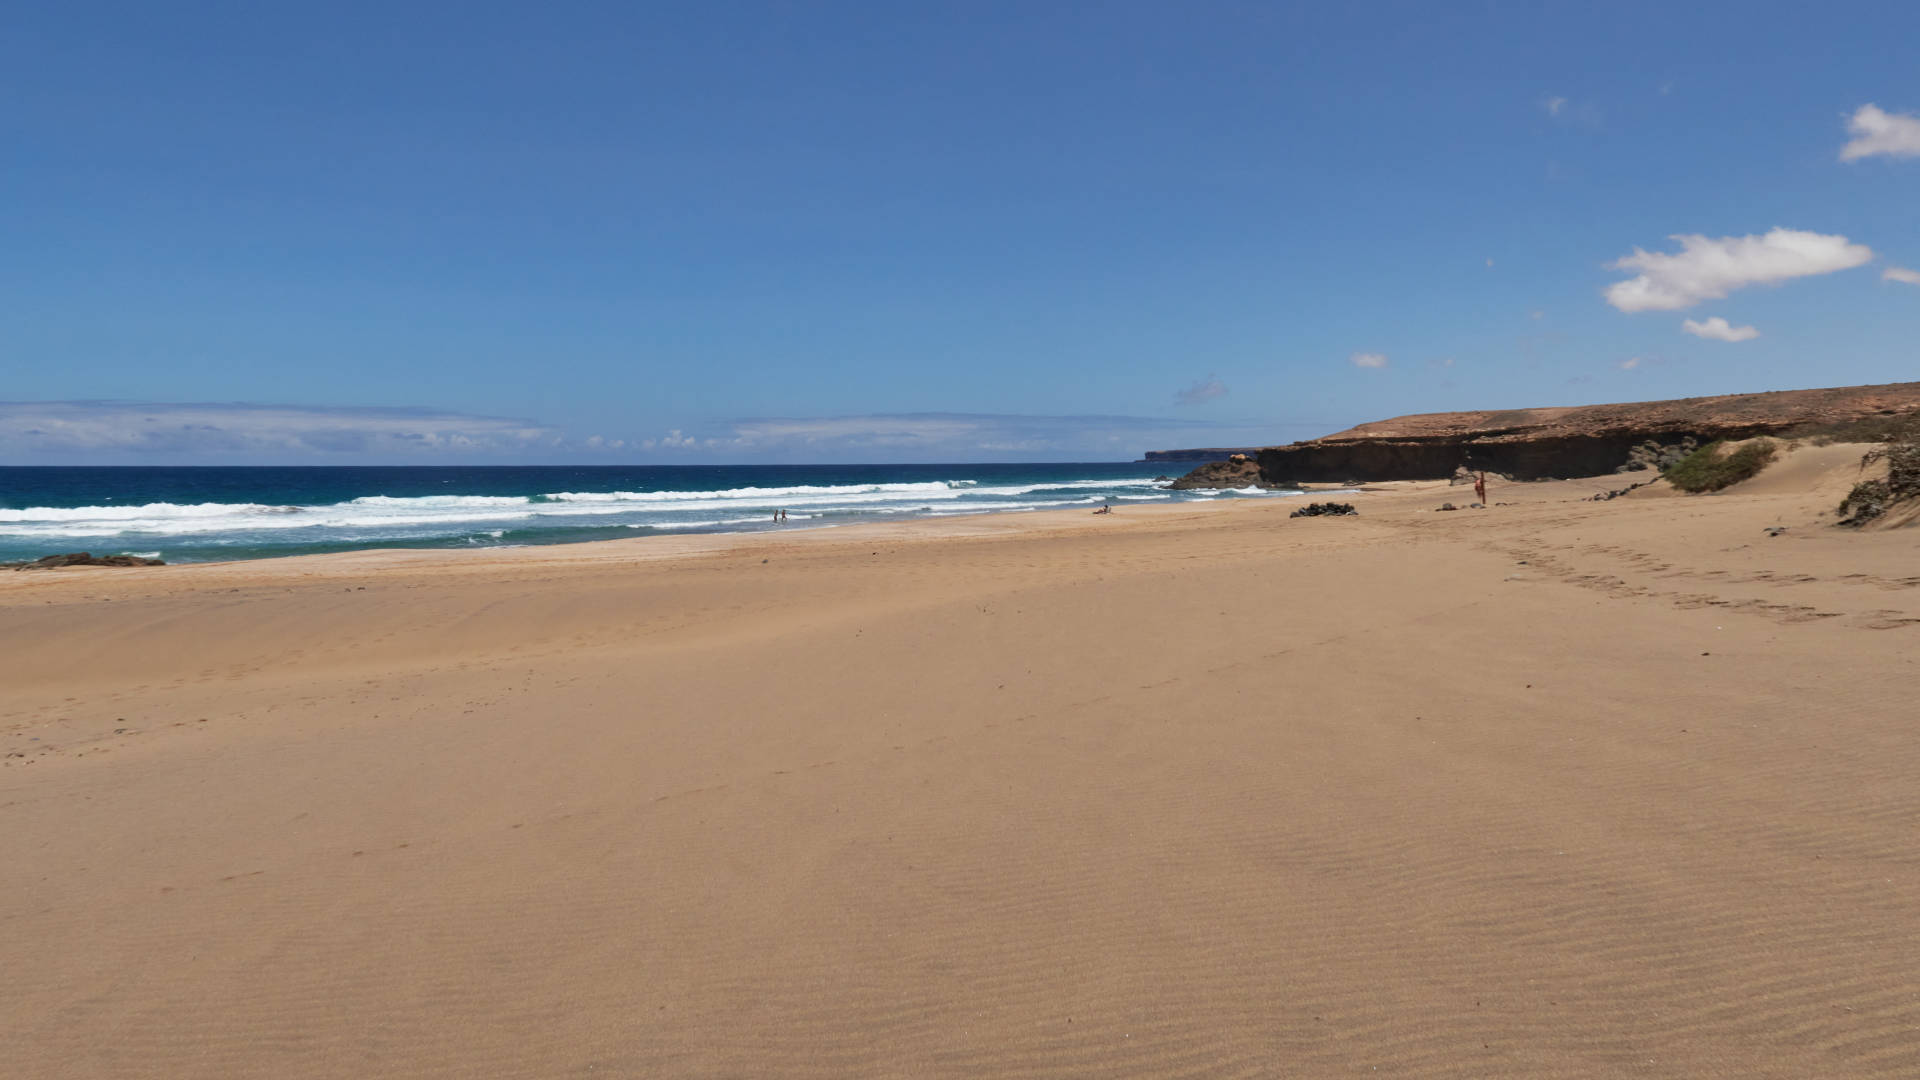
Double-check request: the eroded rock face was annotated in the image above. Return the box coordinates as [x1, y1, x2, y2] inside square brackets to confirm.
[1166, 457, 1273, 490]
[1245, 382, 1920, 483]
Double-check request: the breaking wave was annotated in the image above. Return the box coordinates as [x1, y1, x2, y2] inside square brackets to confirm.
[0, 471, 1297, 562]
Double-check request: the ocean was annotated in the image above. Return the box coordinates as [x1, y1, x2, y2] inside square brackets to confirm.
[0, 464, 1300, 565]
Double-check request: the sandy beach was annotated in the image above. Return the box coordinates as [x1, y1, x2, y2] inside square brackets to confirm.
[4, 446, 1917, 1078]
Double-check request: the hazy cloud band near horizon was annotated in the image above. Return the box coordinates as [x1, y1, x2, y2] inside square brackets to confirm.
[0, 402, 555, 463]
[1, 402, 1333, 465]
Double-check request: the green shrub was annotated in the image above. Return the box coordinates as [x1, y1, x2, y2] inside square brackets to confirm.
[1661, 439, 1778, 493]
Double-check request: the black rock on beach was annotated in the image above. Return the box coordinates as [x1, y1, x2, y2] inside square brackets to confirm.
[6, 552, 167, 571]
[1288, 502, 1358, 519]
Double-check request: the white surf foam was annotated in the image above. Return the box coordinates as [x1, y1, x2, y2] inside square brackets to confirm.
[0, 475, 1216, 551]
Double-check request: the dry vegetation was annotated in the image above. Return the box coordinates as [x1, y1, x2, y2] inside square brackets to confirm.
[1661, 439, 1779, 493]
[1837, 439, 1920, 525]
[1803, 414, 1920, 526]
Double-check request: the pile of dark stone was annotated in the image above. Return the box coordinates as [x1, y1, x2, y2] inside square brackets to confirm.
[1289, 502, 1358, 518]
[5, 552, 166, 571]
[1587, 480, 1651, 502]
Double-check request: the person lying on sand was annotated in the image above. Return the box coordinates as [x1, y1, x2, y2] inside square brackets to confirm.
[1092, 505, 1112, 514]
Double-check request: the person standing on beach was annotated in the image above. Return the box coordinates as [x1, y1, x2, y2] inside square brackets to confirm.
[1474, 471, 1488, 506]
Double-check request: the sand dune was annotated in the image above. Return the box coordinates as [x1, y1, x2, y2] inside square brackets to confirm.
[4, 450, 1918, 1077]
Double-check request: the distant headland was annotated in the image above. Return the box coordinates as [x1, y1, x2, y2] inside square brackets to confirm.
[1138, 447, 1265, 464]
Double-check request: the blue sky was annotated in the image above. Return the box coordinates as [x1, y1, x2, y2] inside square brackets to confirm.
[3, 1, 1916, 464]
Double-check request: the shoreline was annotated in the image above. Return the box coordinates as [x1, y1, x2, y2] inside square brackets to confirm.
[0, 487, 1301, 584]
[0, 462, 1281, 571]
[7, 450, 1918, 1078]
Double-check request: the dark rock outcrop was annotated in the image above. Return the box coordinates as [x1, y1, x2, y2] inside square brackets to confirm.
[7, 552, 166, 570]
[1250, 382, 1920, 484]
[1166, 455, 1277, 490]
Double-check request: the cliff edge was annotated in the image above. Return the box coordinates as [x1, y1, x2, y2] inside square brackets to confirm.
[1244, 382, 1920, 484]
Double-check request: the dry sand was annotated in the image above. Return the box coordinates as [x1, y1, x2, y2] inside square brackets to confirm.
[4, 444, 1917, 1078]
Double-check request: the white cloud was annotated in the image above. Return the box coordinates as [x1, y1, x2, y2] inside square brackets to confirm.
[1884, 266, 1920, 286]
[725, 415, 1003, 449]
[1840, 104, 1920, 162]
[1349, 352, 1388, 369]
[1174, 376, 1229, 406]
[1620, 357, 1642, 370]
[1682, 316, 1761, 342]
[1604, 227, 1873, 312]
[0, 401, 552, 461]
[642, 429, 698, 449]
[1545, 96, 1567, 117]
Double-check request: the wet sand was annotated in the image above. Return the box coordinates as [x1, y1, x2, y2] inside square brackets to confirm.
[4, 445, 1918, 1078]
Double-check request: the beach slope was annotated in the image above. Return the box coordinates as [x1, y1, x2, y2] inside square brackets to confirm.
[4, 457, 1918, 1078]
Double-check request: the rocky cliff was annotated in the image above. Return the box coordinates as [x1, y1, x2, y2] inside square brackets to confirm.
[1202, 382, 1920, 485]
[1166, 455, 1277, 490]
